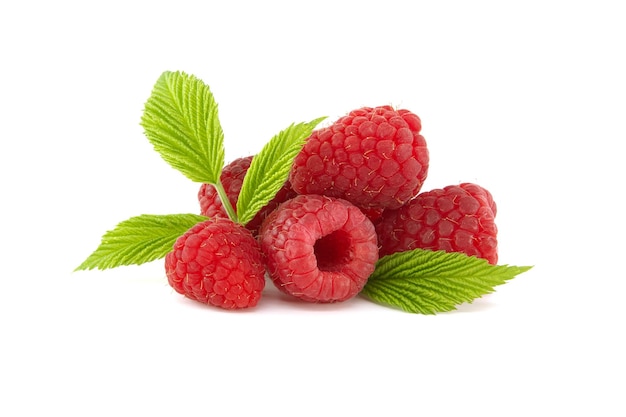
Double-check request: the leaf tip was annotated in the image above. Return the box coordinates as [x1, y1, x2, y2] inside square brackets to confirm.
[309, 115, 328, 127]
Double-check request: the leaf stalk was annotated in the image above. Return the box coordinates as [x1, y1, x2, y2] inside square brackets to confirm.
[213, 180, 239, 223]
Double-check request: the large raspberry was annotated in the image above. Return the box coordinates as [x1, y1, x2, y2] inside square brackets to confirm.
[376, 183, 498, 264]
[165, 217, 265, 309]
[198, 156, 297, 234]
[289, 105, 429, 210]
[259, 194, 379, 303]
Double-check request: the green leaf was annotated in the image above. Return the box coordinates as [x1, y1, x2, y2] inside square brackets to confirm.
[140, 71, 225, 184]
[236, 116, 326, 226]
[74, 214, 208, 271]
[360, 249, 532, 314]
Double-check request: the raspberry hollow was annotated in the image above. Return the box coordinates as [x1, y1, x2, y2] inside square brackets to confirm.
[259, 194, 379, 303]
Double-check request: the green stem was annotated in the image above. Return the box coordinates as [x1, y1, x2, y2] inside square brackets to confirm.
[213, 180, 239, 223]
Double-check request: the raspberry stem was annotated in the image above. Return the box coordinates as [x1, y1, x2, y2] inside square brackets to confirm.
[213, 180, 239, 223]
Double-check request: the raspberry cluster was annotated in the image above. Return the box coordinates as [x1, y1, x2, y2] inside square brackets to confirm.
[167, 105, 498, 309]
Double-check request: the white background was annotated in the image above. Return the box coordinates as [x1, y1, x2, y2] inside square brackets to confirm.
[1, 1, 624, 415]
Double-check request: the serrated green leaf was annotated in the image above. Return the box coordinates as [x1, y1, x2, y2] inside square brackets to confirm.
[74, 214, 208, 271]
[360, 249, 532, 314]
[140, 71, 225, 184]
[236, 116, 326, 226]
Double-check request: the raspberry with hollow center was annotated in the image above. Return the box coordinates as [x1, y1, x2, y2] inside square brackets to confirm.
[259, 194, 379, 303]
[376, 183, 498, 264]
[165, 217, 266, 309]
[198, 156, 297, 235]
[289, 105, 429, 210]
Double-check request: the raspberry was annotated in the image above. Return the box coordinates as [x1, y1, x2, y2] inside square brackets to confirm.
[259, 194, 379, 303]
[198, 156, 297, 234]
[289, 105, 429, 210]
[376, 183, 498, 264]
[165, 217, 266, 309]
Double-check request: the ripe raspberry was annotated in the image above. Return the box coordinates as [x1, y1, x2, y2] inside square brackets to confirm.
[165, 217, 266, 309]
[259, 194, 379, 303]
[289, 105, 429, 210]
[198, 156, 297, 234]
[376, 183, 498, 264]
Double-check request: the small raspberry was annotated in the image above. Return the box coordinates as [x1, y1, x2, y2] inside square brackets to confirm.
[198, 156, 297, 234]
[165, 217, 266, 309]
[289, 105, 429, 210]
[259, 194, 379, 303]
[376, 183, 498, 264]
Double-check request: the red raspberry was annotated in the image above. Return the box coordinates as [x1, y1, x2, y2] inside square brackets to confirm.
[165, 217, 266, 309]
[259, 194, 379, 303]
[289, 105, 429, 210]
[198, 156, 297, 234]
[375, 183, 498, 264]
